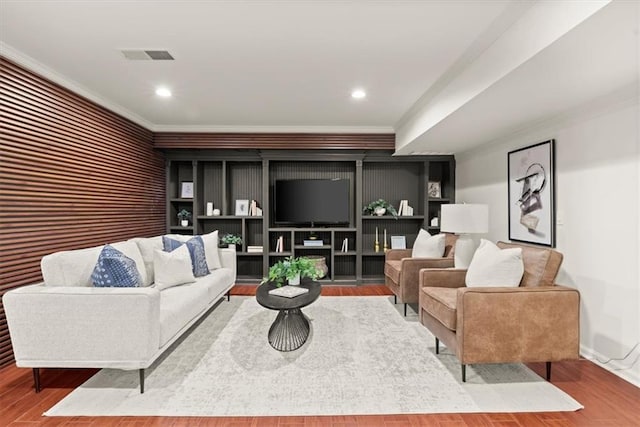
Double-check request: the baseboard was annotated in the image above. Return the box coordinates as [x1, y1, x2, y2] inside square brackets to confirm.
[580, 344, 640, 388]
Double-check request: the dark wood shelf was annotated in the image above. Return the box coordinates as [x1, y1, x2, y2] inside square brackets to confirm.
[166, 153, 454, 283]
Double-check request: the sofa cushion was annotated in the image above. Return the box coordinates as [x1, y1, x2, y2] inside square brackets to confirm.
[131, 236, 162, 286]
[412, 230, 445, 258]
[154, 246, 195, 290]
[159, 280, 210, 346]
[202, 230, 222, 270]
[41, 240, 147, 287]
[163, 236, 210, 277]
[466, 239, 524, 288]
[91, 245, 142, 287]
[384, 260, 402, 284]
[421, 287, 458, 331]
[197, 267, 235, 301]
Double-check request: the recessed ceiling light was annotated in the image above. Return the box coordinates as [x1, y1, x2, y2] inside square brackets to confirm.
[155, 87, 172, 97]
[351, 89, 366, 99]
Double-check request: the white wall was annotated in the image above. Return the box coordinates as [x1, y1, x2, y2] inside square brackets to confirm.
[456, 98, 639, 386]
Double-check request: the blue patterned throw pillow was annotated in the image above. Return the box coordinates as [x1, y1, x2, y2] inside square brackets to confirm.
[162, 236, 210, 277]
[91, 244, 142, 287]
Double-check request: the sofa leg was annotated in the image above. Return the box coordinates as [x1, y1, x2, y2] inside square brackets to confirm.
[394, 295, 397, 304]
[226, 291, 230, 302]
[404, 303, 407, 317]
[461, 364, 466, 383]
[33, 368, 41, 393]
[139, 369, 145, 394]
[435, 337, 439, 354]
[546, 361, 552, 381]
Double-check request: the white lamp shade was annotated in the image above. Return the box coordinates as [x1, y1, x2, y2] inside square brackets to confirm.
[440, 204, 489, 234]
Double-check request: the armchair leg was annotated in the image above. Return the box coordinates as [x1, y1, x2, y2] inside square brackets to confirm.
[404, 303, 407, 317]
[435, 337, 439, 354]
[461, 364, 466, 383]
[33, 368, 41, 393]
[394, 295, 397, 304]
[139, 369, 145, 394]
[546, 362, 552, 381]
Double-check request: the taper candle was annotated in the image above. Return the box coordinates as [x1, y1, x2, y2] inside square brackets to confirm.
[376, 226, 378, 242]
[384, 228, 387, 245]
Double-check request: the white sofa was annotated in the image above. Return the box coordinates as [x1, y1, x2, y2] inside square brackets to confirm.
[3, 234, 236, 393]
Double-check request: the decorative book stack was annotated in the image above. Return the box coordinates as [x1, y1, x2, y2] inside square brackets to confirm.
[247, 246, 263, 253]
[268, 285, 309, 298]
[397, 200, 414, 216]
[303, 240, 324, 247]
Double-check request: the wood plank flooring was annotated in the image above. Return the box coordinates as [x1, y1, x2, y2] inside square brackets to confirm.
[1, 285, 638, 426]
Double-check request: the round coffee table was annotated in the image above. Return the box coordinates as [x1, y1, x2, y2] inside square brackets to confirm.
[256, 278, 321, 351]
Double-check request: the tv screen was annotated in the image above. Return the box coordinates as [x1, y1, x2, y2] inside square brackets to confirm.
[275, 179, 350, 225]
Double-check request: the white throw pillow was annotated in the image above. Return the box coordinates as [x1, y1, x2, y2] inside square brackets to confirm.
[412, 230, 446, 258]
[201, 230, 222, 270]
[153, 245, 195, 290]
[465, 239, 524, 287]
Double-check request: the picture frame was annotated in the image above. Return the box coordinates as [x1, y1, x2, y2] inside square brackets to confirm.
[427, 181, 441, 198]
[180, 182, 194, 199]
[235, 199, 250, 216]
[390, 235, 406, 250]
[508, 139, 555, 247]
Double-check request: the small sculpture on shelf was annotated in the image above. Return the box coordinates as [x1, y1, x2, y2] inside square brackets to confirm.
[177, 209, 192, 227]
[363, 199, 398, 219]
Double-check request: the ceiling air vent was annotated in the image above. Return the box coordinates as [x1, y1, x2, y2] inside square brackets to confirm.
[120, 50, 174, 60]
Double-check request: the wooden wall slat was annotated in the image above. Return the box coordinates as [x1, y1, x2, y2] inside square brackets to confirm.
[154, 132, 395, 150]
[0, 57, 166, 369]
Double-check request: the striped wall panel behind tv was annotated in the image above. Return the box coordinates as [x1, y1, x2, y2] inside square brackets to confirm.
[0, 57, 166, 368]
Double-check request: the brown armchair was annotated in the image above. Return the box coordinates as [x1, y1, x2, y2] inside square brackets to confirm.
[384, 233, 457, 316]
[418, 241, 580, 382]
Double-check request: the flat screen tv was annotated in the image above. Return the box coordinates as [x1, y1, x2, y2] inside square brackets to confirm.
[274, 179, 350, 226]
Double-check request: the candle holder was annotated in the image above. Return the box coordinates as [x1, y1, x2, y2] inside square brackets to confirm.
[374, 239, 380, 252]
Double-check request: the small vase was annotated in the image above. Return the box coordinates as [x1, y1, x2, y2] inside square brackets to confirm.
[374, 207, 386, 216]
[180, 220, 189, 227]
[288, 273, 301, 286]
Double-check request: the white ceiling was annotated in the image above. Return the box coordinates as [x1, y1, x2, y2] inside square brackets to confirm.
[0, 1, 637, 153]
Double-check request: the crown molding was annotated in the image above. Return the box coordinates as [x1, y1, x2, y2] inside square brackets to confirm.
[151, 124, 394, 134]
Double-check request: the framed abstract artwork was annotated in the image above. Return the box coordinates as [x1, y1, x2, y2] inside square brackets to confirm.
[507, 139, 555, 247]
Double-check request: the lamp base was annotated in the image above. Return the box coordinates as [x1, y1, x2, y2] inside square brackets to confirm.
[454, 234, 477, 269]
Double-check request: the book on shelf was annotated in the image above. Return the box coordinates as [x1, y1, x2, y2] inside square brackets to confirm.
[247, 246, 263, 253]
[341, 237, 349, 252]
[303, 239, 324, 247]
[268, 285, 309, 298]
[249, 200, 262, 216]
[274, 235, 284, 253]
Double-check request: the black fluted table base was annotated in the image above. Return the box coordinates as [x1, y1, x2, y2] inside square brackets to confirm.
[267, 308, 310, 352]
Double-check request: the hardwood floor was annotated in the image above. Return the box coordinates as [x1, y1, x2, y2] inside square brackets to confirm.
[1, 285, 638, 426]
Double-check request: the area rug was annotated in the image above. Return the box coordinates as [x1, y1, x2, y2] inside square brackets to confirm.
[45, 296, 582, 416]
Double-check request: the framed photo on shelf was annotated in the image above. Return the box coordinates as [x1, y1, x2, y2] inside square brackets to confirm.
[508, 139, 555, 247]
[235, 199, 250, 216]
[427, 181, 441, 198]
[390, 235, 406, 250]
[180, 182, 194, 199]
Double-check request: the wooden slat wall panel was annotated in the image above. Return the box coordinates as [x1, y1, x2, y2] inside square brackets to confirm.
[155, 132, 395, 150]
[0, 57, 166, 368]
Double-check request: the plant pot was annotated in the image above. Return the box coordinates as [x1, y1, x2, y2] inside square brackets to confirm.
[288, 273, 301, 286]
[227, 244, 236, 251]
[180, 220, 189, 227]
[306, 255, 328, 279]
[374, 207, 386, 216]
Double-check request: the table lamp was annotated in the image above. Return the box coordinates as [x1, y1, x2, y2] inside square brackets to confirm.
[440, 204, 489, 269]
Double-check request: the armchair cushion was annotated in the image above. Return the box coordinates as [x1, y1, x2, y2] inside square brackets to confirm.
[384, 260, 402, 284]
[497, 241, 563, 287]
[412, 230, 445, 258]
[421, 287, 457, 330]
[466, 239, 524, 287]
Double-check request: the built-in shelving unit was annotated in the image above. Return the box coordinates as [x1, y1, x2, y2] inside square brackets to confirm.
[165, 150, 454, 283]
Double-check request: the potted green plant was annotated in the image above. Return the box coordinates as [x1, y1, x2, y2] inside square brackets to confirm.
[177, 209, 192, 227]
[262, 256, 320, 287]
[220, 233, 243, 249]
[363, 199, 398, 218]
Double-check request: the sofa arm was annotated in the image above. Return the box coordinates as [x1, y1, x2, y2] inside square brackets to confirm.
[385, 249, 412, 261]
[419, 268, 467, 289]
[456, 285, 580, 364]
[219, 248, 237, 282]
[3, 284, 161, 369]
